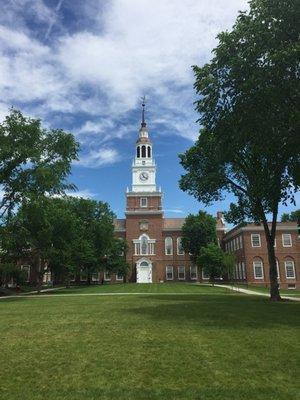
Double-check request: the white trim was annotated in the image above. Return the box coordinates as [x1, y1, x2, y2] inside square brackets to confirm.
[282, 234, 292, 247]
[177, 237, 184, 255]
[190, 265, 197, 280]
[104, 271, 111, 281]
[165, 236, 173, 255]
[253, 260, 264, 279]
[251, 234, 261, 247]
[177, 266, 185, 280]
[140, 197, 148, 208]
[21, 265, 31, 282]
[285, 260, 296, 279]
[116, 272, 123, 281]
[166, 266, 174, 280]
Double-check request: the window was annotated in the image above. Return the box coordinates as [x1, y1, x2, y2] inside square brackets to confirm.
[241, 262, 246, 280]
[273, 239, 276, 248]
[104, 270, 111, 281]
[21, 265, 30, 282]
[190, 265, 197, 280]
[165, 237, 173, 255]
[133, 234, 155, 255]
[178, 266, 185, 280]
[276, 260, 280, 280]
[140, 197, 148, 208]
[136, 146, 140, 158]
[285, 260, 295, 279]
[202, 269, 210, 280]
[253, 260, 264, 279]
[166, 266, 173, 280]
[147, 146, 151, 158]
[141, 145, 146, 157]
[177, 237, 184, 255]
[91, 272, 99, 282]
[251, 234, 261, 247]
[116, 272, 123, 281]
[239, 236, 243, 248]
[288, 284, 296, 290]
[141, 235, 148, 255]
[282, 234, 292, 247]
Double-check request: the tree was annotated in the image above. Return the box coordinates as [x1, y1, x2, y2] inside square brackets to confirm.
[281, 210, 300, 222]
[181, 211, 217, 265]
[67, 197, 116, 285]
[198, 244, 225, 285]
[0, 109, 79, 218]
[179, 0, 300, 301]
[222, 252, 236, 284]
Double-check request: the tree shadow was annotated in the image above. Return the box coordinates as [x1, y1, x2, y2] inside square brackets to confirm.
[124, 294, 300, 330]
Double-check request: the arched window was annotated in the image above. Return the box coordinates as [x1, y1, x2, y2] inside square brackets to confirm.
[140, 261, 149, 267]
[284, 258, 296, 279]
[177, 237, 184, 255]
[147, 146, 151, 158]
[141, 145, 146, 158]
[141, 235, 148, 255]
[253, 258, 264, 279]
[137, 146, 140, 158]
[165, 237, 173, 255]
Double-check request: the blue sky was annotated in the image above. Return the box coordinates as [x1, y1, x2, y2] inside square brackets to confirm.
[0, 0, 298, 220]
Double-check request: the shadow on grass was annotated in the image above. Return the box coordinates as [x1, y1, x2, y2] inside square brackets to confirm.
[124, 294, 300, 330]
[21, 385, 294, 400]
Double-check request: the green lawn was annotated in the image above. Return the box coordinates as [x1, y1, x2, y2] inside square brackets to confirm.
[0, 284, 299, 400]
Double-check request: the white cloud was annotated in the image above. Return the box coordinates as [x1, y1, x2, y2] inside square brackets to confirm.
[0, 0, 249, 145]
[65, 188, 96, 199]
[76, 148, 119, 168]
[164, 208, 185, 214]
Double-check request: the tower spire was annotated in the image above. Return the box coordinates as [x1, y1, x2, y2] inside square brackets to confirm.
[141, 96, 146, 127]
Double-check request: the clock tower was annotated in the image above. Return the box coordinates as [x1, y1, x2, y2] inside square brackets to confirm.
[131, 101, 157, 192]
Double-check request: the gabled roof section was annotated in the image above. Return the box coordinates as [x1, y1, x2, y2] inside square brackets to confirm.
[114, 218, 126, 231]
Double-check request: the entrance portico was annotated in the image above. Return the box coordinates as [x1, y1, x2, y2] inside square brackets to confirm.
[136, 258, 152, 283]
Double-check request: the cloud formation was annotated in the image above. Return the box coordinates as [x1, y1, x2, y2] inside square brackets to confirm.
[0, 0, 248, 165]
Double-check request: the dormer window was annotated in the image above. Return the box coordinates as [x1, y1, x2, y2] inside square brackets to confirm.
[140, 197, 148, 208]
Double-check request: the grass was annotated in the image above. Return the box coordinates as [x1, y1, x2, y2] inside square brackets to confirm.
[0, 283, 299, 400]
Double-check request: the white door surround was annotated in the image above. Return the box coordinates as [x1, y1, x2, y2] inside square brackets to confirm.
[136, 259, 152, 283]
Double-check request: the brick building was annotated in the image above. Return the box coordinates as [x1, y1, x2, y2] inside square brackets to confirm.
[223, 222, 300, 289]
[111, 110, 299, 289]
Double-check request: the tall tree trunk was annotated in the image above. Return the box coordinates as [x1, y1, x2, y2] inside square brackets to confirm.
[261, 212, 281, 301]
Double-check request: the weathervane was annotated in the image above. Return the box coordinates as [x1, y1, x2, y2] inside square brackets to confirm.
[141, 95, 147, 127]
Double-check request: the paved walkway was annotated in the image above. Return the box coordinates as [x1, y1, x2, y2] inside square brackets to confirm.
[213, 284, 300, 302]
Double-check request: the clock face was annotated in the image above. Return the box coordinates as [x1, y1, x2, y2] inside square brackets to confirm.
[139, 171, 149, 181]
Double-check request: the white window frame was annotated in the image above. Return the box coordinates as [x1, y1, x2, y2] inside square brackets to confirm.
[21, 265, 31, 282]
[165, 237, 173, 255]
[285, 260, 296, 279]
[282, 234, 292, 247]
[133, 234, 155, 256]
[91, 272, 100, 282]
[177, 237, 184, 255]
[178, 266, 185, 280]
[202, 269, 210, 280]
[140, 197, 148, 208]
[253, 260, 264, 279]
[190, 265, 197, 280]
[166, 266, 174, 280]
[116, 272, 123, 281]
[251, 234, 261, 247]
[273, 239, 276, 248]
[276, 260, 280, 280]
[104, 270, 111, 281]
